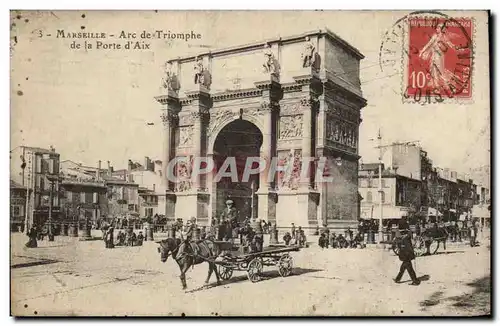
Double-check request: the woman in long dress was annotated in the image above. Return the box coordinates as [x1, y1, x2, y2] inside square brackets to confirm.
[418, 23, 466, 93]
[25, 225, 38, 248]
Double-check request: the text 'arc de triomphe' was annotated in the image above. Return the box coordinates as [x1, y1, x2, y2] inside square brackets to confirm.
[155, 29, 367, 231]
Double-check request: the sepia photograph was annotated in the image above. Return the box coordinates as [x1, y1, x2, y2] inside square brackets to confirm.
[9, 10, 491, 317]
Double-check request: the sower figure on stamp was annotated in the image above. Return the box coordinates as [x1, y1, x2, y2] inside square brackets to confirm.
[394, 228, 421, 286]
[418, 23, 468, 93]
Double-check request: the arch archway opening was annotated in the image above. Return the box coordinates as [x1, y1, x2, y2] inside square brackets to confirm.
[213, 119, 263, 222]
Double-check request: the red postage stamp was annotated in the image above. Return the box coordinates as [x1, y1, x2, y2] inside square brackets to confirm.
[405, 17, 473, 102]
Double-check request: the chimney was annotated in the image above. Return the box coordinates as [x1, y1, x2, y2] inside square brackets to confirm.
[128, 159, 133, 172]
[144, 156, 150, 171]
[107, 161, 112, 176]
[97, 160, 101, 181]
[153, 183, 156, 192]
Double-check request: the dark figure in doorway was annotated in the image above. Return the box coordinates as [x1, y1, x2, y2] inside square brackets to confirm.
[394, 229, 420, 286]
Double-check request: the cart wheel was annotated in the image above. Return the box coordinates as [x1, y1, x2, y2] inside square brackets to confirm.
[277, 254, 293, 277]
[412, 236, 426, 257]
[217, 262, 233, 281]
[247, 258, 263, 283]
[429, 240, 439, 255]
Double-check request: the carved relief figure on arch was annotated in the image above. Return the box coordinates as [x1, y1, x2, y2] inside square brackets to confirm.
[155, 28, 366, 229]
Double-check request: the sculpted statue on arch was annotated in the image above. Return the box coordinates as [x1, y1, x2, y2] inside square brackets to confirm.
[193, 56, 212, 90]
[161, 62, 180, 93]
[301, 36, 316, 68]
[301, 36, 321, 72]
[262, 43, 281, 80]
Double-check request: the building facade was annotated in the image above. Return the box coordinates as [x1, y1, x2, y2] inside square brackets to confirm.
[60, 159, 108, 224]
[358, 163, 421, 223]
[129, 156, 165, 217]
[104, 175, 140, 219]
[382, 142, 422, 181]
[362, 142, 487, 223]
[10, 180, 26, 231]
[60, 179, 108, 224]
[156, 29, 366, 231]
[10, 146, 61, 228]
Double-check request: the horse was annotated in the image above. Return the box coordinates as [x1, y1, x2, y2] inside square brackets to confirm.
[156, 237, 221, 290]
[422, 224, 449, 253]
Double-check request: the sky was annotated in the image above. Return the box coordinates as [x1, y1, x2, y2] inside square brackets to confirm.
[10, 10, 490, 174]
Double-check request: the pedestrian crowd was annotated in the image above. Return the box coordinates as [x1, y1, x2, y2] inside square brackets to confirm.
[317, 226, 366, 249]
[282, 224, 307, 247]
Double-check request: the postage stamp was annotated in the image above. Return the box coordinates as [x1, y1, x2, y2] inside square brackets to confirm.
[405, 17, 474, 102]
[379, 11, 475, 104]
[10, 10, 490, 317]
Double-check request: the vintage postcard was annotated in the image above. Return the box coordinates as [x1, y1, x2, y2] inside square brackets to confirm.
[10, 10, 491, 317]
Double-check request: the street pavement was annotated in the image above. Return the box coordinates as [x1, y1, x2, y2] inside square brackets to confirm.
[10, 230, 491, 316]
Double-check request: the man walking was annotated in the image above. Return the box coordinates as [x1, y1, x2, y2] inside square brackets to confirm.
[394, 229, 421, 286]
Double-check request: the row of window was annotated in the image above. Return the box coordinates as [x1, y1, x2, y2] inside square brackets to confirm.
[11, 205, 24, 217]
[32, 156, 59, 174]
[66, 192, 99, 204]
[142, 195, 158, 203]
[145, 207, 154, 217]
[33, 194, 59, 207]
[364, 191, 386, 204]
[34, 175, 60, 192]
[108, 186, 137, 202]
[359, 178, 388, 188]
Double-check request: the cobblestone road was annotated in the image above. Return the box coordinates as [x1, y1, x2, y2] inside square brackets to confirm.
[10, 230, 491, 316]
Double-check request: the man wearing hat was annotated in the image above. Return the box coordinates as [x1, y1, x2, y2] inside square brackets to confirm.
[394, 228, 420, 286]
[220, 199, 238, 241]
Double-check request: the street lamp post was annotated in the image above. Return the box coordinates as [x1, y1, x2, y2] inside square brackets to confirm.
[21, 156, 30, 235]
[377, 130, 384, 244]
[46, 174, 59, 242]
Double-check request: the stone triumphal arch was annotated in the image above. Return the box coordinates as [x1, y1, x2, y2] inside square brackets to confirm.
[156, 29, 367, 232]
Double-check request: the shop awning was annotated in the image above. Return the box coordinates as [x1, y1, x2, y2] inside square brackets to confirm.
[360, 206, 409, 220]
[472, 205, 490, 219]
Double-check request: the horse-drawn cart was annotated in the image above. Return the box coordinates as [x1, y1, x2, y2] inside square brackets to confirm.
[212, 241, 300, 283]
[391, 226, 448, 257]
